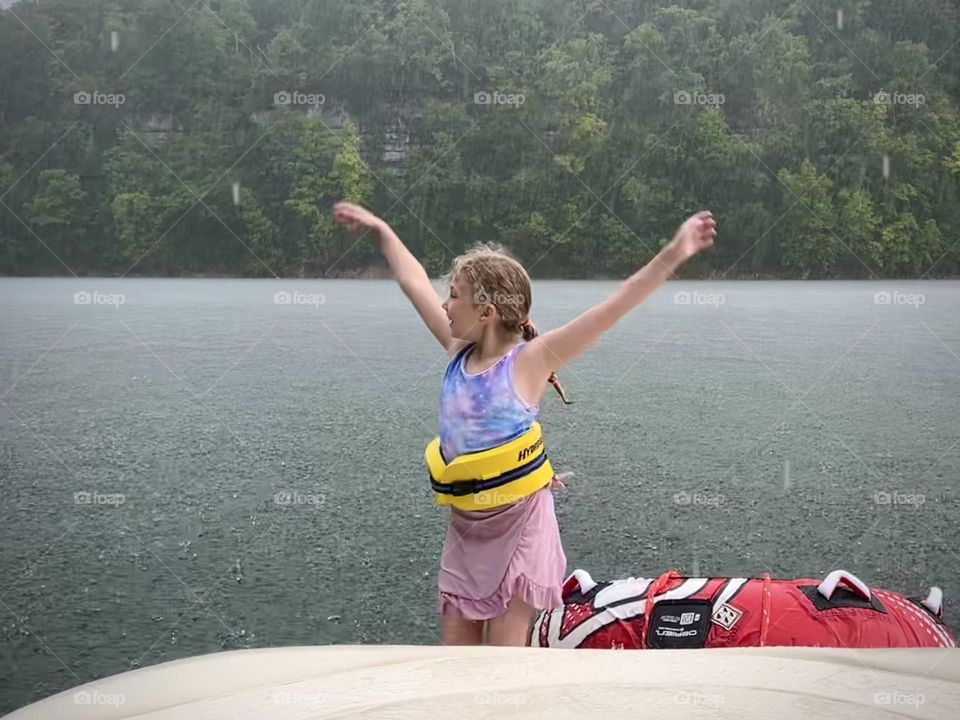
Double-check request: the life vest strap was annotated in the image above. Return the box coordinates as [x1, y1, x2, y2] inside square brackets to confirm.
[430, 453, 549, 497]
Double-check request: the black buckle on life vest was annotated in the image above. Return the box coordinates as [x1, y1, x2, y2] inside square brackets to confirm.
[430, 452, 548, 497]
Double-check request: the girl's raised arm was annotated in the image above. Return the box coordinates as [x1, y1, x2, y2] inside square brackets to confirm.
[333, 202, 462, 356]
[519, 211, 717, 377]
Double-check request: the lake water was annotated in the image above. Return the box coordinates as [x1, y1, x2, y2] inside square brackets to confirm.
[1, 278, 958, 713]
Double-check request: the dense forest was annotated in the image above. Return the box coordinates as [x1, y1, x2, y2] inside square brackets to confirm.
[1, 0, 958, 279]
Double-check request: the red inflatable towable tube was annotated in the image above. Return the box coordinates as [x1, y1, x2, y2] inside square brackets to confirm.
[530, 568, 954, 650]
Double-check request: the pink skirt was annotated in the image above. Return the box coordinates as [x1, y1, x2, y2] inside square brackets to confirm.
[438, 483, 567, 620]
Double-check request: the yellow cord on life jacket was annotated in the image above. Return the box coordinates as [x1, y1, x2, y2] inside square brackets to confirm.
[425, 422, 554, 511]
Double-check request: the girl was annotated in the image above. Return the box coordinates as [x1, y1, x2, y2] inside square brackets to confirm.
[332, 201, 717, 646]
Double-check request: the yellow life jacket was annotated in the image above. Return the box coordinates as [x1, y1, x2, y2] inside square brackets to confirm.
[425, 422, 554, 511]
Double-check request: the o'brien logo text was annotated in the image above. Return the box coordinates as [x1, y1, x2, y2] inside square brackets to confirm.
[874, 490, 925, 508]
[673, 291, 725, 309]
[274, 490, 325, 507]
[75, 491, 125, 506]
[674, 91, 724, 106]
[74, 690, 126, 707]
[273, 91, 325, 107]
[873, 91, 925, 107]
[473, 90, 525, 107]
[74, 91, 125, 107]
[873, 291, 924, 308]
[74, 290, 125, 308]
[273, 290, 325, 307]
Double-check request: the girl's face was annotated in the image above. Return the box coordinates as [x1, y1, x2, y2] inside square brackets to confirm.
[442, 275, 486, 341]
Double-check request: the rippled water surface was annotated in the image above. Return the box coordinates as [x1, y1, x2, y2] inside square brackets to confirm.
[1, 278, 957, 713]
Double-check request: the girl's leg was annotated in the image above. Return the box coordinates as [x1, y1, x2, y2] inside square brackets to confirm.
[487, 597, 536, 647]
[441, 615, 484, 645]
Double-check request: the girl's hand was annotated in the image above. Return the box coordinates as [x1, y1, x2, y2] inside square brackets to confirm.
[670, 211, 717, 260]
[333, 201, 385, 238]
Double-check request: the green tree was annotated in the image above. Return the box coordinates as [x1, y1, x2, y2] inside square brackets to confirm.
[1, 0, 959, 279]
[22, 169, 88, 270]
[777, 160, 841, 278]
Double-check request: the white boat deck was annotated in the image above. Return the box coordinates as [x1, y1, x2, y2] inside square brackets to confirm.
[7, 644, 959, 719]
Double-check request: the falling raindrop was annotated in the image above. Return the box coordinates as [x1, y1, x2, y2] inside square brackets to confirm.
[232, 181, 241, 205]
[882, 154, 891, 179]
[111, 31, 120, 53]
[836, 9, 843, 30]
[783, 459, 792, 490]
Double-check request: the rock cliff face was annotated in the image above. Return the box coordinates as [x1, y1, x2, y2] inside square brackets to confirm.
[127, 112, 177, 147]
[381, 105, 424, 180]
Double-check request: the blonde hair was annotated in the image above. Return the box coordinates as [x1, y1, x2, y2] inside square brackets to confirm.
[442, 243, 572, 404]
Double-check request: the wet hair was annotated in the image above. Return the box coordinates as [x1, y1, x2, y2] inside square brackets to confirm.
[442, 243, 572, 405]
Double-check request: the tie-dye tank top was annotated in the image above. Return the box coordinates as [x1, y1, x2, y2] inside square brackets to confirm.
[439, 341, 539, 462]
